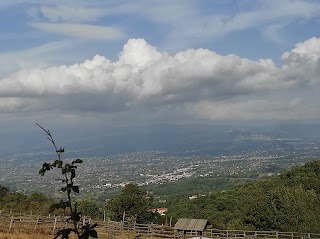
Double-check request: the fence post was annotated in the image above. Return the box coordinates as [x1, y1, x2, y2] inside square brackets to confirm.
[9, 215, 14, 233]
[34, 214, 40, 230]
[122, 211, 125, 231]
[53, 216, 57, 235]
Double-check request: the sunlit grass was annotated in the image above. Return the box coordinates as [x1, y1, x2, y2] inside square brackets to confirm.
[0, 232, 65, 239]
[0, 231, 124, 239]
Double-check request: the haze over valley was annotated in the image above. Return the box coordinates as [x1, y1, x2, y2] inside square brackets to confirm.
[1, 123, 320, 200]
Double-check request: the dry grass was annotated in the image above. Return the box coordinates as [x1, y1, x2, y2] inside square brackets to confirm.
[0, 232, 90, 239]
[0, 219, 110, 238]
[0, 231, 121, 239]
[0, 232, 56, 239]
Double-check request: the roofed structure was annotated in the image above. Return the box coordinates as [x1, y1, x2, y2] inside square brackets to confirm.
[174, 218, 210, 236]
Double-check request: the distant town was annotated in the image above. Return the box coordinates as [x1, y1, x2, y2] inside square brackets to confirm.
[1, 128, 320, 200]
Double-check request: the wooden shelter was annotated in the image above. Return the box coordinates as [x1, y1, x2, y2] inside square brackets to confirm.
[174, 218, 210, 236]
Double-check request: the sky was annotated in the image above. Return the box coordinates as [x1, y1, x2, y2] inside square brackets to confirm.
[1, 0, 320, 134]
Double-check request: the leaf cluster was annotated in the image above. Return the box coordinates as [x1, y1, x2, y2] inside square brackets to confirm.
[39, 159, 83, 176]
[39, 159, 83, 193]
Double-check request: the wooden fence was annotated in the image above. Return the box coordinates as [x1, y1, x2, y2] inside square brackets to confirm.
[130, 223, 179, 238]
[1, 214, 320, 239]
[0, 213, 96, 235]
[204, 229, 320, 239]
[106, 221, 320, 239]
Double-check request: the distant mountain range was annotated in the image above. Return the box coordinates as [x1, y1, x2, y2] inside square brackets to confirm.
[1, 123, 320, 157]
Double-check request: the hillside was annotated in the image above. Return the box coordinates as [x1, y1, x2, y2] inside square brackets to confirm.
[144, 176, 254, 200]
[166, 160, 320, 233]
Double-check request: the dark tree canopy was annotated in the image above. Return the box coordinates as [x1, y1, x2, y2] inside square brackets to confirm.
[0, 185, 9, 198]
[107, 184, 154, 223]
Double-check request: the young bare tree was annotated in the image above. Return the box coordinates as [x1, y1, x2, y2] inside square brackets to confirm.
[37, 123, 98, 239]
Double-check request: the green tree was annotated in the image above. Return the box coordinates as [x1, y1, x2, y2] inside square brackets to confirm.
[246, 185, 320, 232]
[0, 185, 9, 198]
[107, 184, 154, 223]
[76, 199, 101, 219]
[3, 192, 29, 212]
[27, 192, 53, 214]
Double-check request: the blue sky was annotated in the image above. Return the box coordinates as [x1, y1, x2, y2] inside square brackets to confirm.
[1, 0, 320, 132]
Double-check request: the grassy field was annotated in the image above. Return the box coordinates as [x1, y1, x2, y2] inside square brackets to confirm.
[0, 232, 111, 239]
[0, 232, 67, 239]
[0, 230, 128, 239]
[0, 217, 111, 238]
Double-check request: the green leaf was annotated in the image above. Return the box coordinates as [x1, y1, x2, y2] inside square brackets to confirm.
[71, 169, 76, 179]
[71, 212, 81, 222]
[72, 186, 79, 193]
[90, 223, 98, 229]
[89, 230, 98, 238]
[73, 159, 83, 164]
[43, 162, 51, 170]
[49, 203, 59, 213]
[64, 164, 71, 173]
[79, 234, 89, 239]
[49, 200, 68, 212]
[54, 159, 63, 168]
[39, 168, 46, 176]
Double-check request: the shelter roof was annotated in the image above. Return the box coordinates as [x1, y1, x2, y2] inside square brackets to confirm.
[174, 218, 209, 231]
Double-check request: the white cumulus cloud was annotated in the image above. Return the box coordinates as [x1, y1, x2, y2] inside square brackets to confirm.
[1, 37, 320, 122]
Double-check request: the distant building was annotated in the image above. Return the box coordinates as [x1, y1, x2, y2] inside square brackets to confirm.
[150, 207, 168, 215]
[189, 195, 198, 200]
[157, 207, 168, 215]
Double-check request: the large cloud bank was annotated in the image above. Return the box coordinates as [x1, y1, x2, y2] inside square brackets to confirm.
[1, 38, 320, 122]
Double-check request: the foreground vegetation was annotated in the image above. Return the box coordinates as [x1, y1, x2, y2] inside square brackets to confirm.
[1, 160, 320, 233]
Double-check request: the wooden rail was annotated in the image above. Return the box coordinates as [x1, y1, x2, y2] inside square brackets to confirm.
[133, 223, 178, 238]
[2, 214, 320, 239]
[0, 213, 96, 234]
[204, 229, 320, 239]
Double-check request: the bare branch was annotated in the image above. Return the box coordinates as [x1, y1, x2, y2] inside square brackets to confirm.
[36, 123, 60, 159]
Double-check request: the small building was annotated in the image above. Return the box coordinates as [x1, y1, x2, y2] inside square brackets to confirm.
[150, 207, 168, 216]
[189, 195, 198, 200]
[157, 207, 168, 215]
[174, 218, 210, 236]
